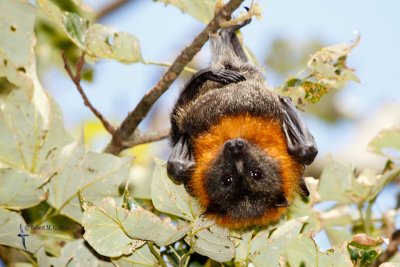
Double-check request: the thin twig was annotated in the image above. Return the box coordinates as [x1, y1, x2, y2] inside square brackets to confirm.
[61, 51, 116, 135]
[96, 0, 129, 20]
[123, 129, 170, 147]
[104, 0, 246, 155]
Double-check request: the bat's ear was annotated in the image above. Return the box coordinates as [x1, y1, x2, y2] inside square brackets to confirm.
[167, 137, 195, 184]
[279, 96, 318, 165]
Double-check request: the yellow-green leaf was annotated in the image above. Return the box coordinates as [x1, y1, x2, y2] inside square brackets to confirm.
[45, 139, 131, 222]
[151, 158, 201, 221]
[369, 128, 400, 159]
[185, 216, 235, 263]
[0, 169, 48, 210]
[0, 208, 43, 253]
[158, 0, 216, 23]
[82, 197, 189, 257]
[38, 0, 143, 63]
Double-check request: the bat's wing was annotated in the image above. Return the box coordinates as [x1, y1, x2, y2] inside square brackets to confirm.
[20, 224, 23, 233]
[280, 96, 318, 165]
[167, 136, 195, 184]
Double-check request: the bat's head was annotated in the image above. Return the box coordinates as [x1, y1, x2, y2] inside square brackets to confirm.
[191, 115, 304, 228]
[205, 137, 287, 213]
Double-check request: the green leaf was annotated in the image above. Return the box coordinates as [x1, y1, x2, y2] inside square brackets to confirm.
[82, 197, 145, 257]
[85, 24, 143, 63]
[82, 197, 189, 257]
[249, 217, 307, 267]
[151, 158, 201, 221]
[319, 206, 353, 227]
[128, 165, 153, 200]
[158, 0, 216, 23]
[325, 226, 353, 246]
[369, 128, 400, 159]
[233, 230, 253, 266]
[288, 197, 320, 233]
[38, 0, 143, 63]
[111, 244, 159, 267]
[62, 12, 87, 48]
[0, 208, 43, 253]
[0, 169, 48, 210]
[0, 0, 36, 82]
[36, 239, 113, 267]
[319, 159, 400, 205]
[276, 84, 306, 108]
[45, 139, 131, 222]
[318, 159, 355, 204]
[307, 35, 360, 85]
[0, 88, 72, 174]
[276, 36, 360, 108]
[282, 234, 353, 267]
[347, 237, 382, 267]
[185, 216, 235, 263]
[286, 78, 303, 87]
[361, 167, 400, 202]
[280, 79, 329, 105]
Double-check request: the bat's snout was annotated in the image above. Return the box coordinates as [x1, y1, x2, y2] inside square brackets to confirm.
[224, 138, 245, 155]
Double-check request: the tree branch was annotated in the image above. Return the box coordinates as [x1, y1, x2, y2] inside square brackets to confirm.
[123, 129, 170, 147]
[104, 0, 246, 155]
[96, 0, 130, 20]
[61, 51, 116, 135]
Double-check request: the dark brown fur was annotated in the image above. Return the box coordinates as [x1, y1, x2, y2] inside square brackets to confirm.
[168, 20, 316, 229]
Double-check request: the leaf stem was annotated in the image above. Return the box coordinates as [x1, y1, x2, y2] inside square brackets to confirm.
[145, 60, 197, 74]
[357, 203, 368, 235]
[148, 242, 167, 267]
[33, 206, 55, 225]
[180, 252, 192, 267]
[18, 249, 38, 267]
[179, 246, 194, 267]
[169, 245, 181, 260]
[365, 200, 374, 235]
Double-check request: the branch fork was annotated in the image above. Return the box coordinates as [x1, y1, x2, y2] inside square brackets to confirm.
[62, 0, 248, 155]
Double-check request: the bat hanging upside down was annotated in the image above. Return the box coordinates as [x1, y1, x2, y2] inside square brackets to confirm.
[167, 19, 318, 229]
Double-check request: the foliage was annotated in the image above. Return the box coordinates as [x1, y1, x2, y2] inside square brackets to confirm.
[276, 35, 360, 109]
[0, 0, 399, 266]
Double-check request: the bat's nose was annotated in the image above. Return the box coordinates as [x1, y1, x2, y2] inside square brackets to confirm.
[225, 138, 245, 155]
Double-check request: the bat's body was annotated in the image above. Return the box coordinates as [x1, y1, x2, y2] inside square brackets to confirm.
[168, 20, 317, 228]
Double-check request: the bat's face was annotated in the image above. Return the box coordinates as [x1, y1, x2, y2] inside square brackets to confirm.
[204, 138, 286, 220]
[191, 115, 304, 228]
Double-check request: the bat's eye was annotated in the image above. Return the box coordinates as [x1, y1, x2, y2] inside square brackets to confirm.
[250, 168, 263, 181]
[221, 174, 233, 186]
